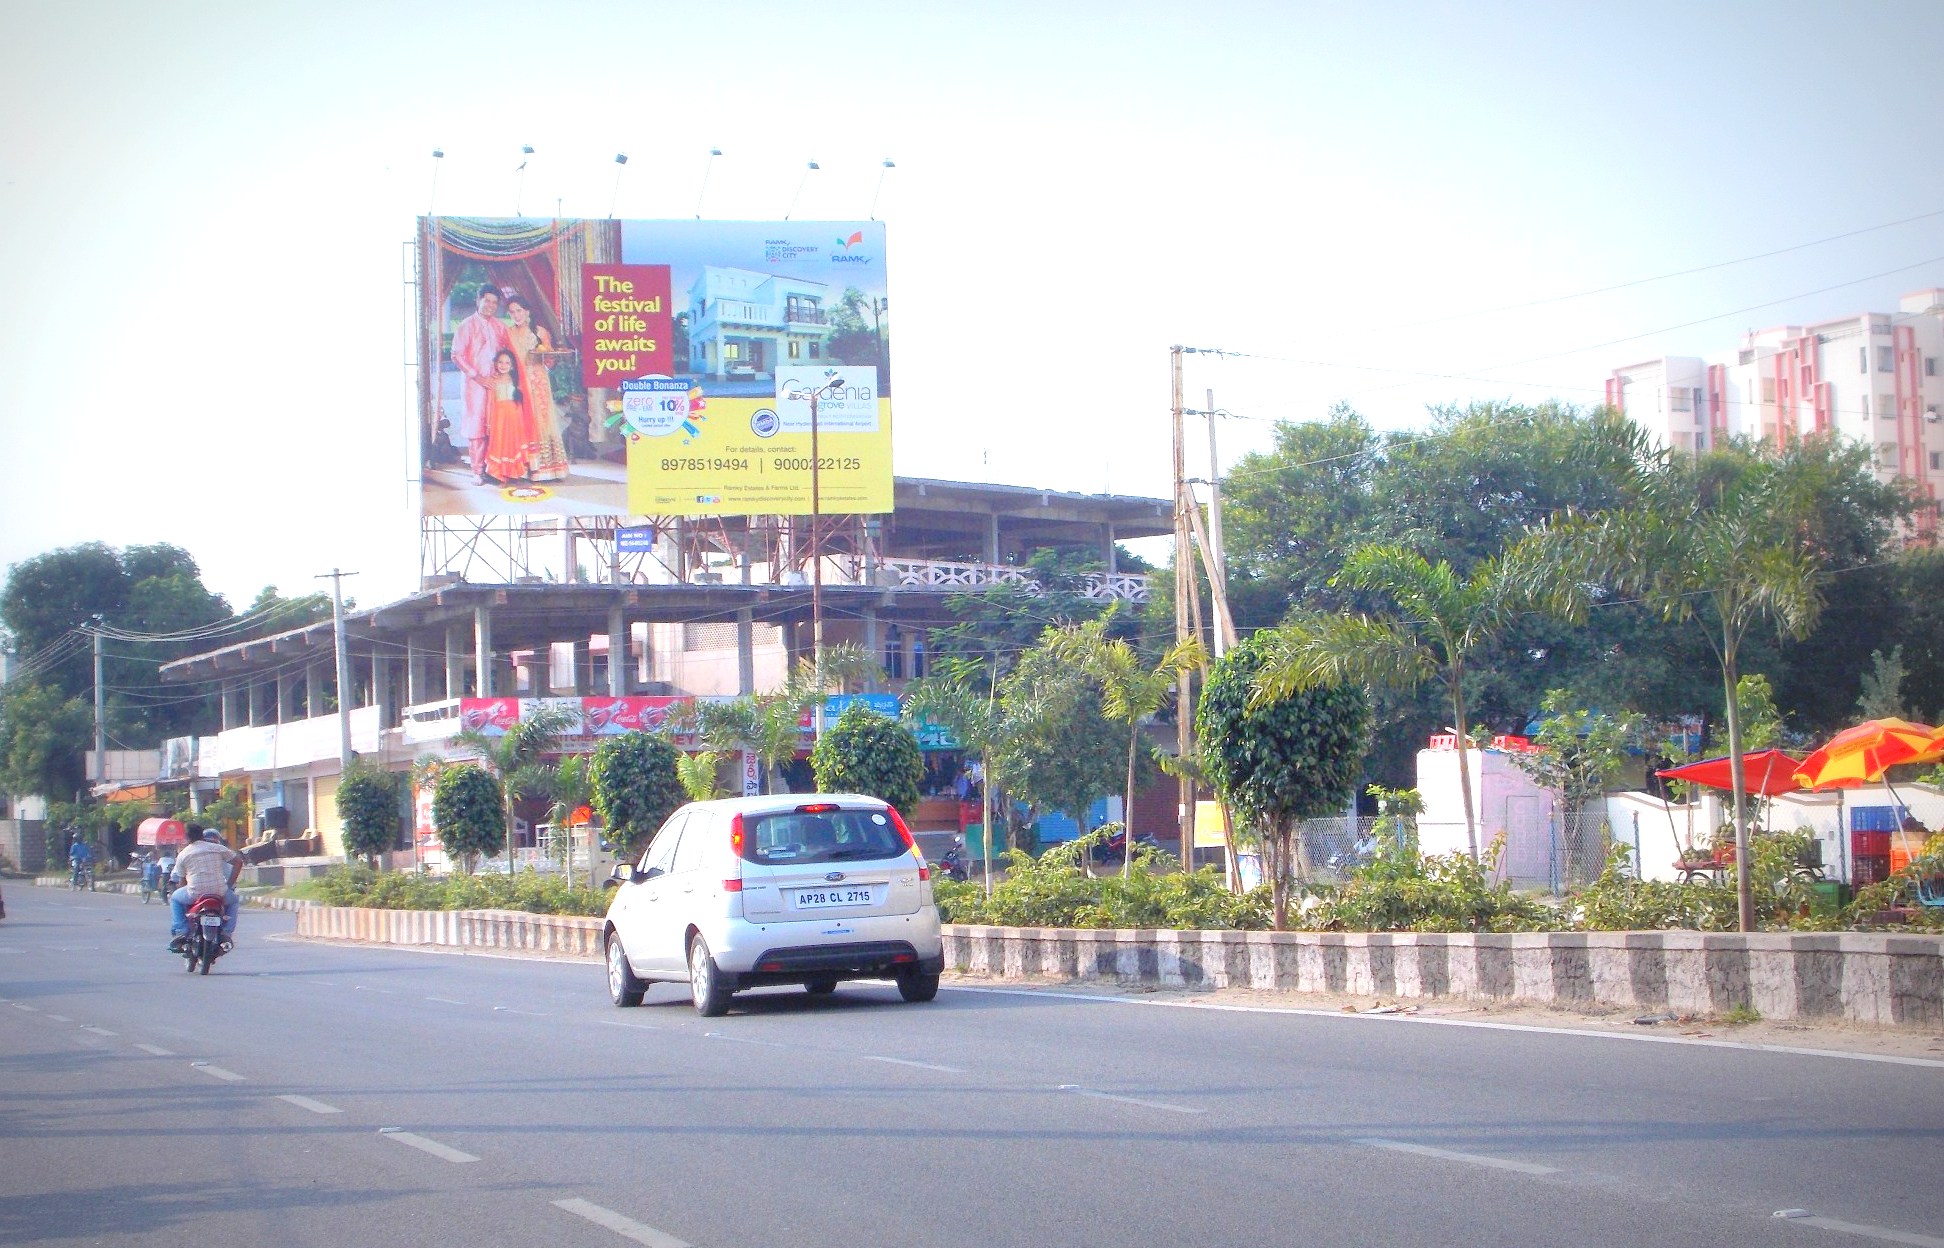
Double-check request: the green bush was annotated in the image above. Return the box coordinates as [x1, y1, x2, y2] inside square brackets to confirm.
[308, 866, 610, 916]
[1300, 837, 1553, 933]
[932, 842, 1268, 930]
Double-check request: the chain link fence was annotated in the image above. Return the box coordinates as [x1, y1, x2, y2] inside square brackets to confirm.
[1271, 811, 1613, 894]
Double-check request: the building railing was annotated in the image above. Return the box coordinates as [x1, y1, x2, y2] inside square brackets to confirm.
[877, 559, 1148, 602]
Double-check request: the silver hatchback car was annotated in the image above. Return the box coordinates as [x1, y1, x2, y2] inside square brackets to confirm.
[603, 793, 945, 1016]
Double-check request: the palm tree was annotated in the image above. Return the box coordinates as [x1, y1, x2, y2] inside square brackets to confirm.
[456, 702, 576, 869]
[1255, 545, 1526, 864]
[1050, 618, 1206, 878]
[1522, 458, 1822, 930]
[675, 750, 726, 802]
[902, 659, 1005, 894]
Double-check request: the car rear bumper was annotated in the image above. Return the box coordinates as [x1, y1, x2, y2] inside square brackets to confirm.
[725, 940, 944, 989]
[709, 910, 943, 981]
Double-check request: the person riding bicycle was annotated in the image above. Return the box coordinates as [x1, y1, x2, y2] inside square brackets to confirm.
[167, 828, 244, 953]
[67, 835, 95, 887]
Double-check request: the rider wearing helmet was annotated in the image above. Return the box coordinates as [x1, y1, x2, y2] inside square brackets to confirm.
[167, 828, 244, 953]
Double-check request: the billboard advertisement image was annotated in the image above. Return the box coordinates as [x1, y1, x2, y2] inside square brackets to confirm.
[417, 217, 892, 519]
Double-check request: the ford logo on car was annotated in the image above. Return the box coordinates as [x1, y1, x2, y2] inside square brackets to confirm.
[825, 871, 845, 882]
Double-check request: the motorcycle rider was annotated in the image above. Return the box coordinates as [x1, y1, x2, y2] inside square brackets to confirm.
[67, 834, 95, 888]
[167, 828, 244, 953]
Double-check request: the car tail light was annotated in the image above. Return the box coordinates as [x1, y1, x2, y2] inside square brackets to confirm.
[892, 951, 916, 963]
[887, 807, 917, 852]
[729, 812, 746, 857]
[722, 877, 744, 892]
[918, 865, 931, 882]
[796, 802, 840, 814]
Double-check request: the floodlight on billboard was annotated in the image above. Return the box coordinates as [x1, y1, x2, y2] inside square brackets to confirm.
[416, 217, 892, 520]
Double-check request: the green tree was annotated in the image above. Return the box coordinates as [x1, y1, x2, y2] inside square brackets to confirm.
[1855, 647, 1911, 721]
[810, 704, 922, 815]
[431, 764, 504, 874]
[991, 631, 1123, 838]
[1257, 544, 1532, 863]
[675, 750, 726, 803]
[1198, 633, 1372, 929]
[337, 756, 402, 869]
[589, 731, 685, 860]
[904, 661, 1007, 884]
[1525, 439, 1828, 930]
[0, 682, 92, 801]
[1049, 617, 1205, 874]
[457, 702, 576, 866]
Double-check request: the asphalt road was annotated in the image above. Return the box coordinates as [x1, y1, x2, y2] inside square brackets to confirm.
[4, 883, 1942, 1248]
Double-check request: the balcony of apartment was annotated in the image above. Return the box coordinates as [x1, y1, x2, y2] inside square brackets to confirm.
[874, 558, 1148, 602]
[702, 300, 785, 330]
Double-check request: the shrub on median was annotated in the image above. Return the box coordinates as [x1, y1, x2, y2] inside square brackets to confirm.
[308, 866, 610, 917]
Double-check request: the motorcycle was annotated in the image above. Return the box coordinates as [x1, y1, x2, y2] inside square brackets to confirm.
[936, 838, 969, 883]
[179, 894, 230, 975]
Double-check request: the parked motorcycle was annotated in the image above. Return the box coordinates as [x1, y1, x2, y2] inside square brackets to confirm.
[179, 894, 230, 975]
[937, 838, 969, 883]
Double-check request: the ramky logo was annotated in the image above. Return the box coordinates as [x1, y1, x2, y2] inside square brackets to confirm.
[831, 230, 872, 263]
[836, 231, 864, 249]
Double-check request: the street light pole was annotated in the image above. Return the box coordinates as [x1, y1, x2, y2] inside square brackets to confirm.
[807, 373, 845, 736]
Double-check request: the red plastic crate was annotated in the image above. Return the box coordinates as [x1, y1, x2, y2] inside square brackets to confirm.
[1852, 855, 1892, 887]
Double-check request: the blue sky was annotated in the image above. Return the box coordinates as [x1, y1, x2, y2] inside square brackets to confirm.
[2, 0, 1940, 608]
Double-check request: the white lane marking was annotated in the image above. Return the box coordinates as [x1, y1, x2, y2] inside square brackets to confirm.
[425, 996, 469, 1006]
[277, 1094, 343, 1115]
[190, 1062, 245, 1082]
[379, 1129, 480, 1164]
[703, 1031, 785, 1047]
[950, 986, 1944, 1070]
[862, 1054, 966, 1074]
[1356, 1137, 1558, 1176]
[135, 1043, 175, 1056]
[10, 1002, 37, 1012]
[491, 1006, 548, 1016]
[1059, 1084, 1205, 1115]
[353, 985, 395, 995]
[552, 1198, 690, 1247]
[45, 1014, 72, 1023]
[601, 1021, 661, 1032]
[81, 1026, 116, 1036]
[1778, 1211, 1944, 1246]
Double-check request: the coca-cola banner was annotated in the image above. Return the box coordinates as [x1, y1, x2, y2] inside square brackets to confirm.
[457, 696, 693, 738]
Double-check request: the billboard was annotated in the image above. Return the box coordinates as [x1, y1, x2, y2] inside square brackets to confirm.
[417, 217, 892, 519]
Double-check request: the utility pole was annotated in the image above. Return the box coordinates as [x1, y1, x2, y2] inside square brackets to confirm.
[92, 623, 105, 796]
[316, 569, 358, 770]
[807, 374, 845, 738]
[1171, 346, 1194, 869]
[1204, 389, 1234, 658]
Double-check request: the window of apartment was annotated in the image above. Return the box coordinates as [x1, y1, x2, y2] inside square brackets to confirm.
[1879, 346, 1896, 372]
[1879, 444, 1898, 469]
[1761, 379, 1776, 403]
[724, 343, 741, 361]
[1931, 451, 1941, 472]
[1882, 395, 1897, 418]
[1927, 357, 1938, 377]
[1670, 389, 1691, 412]
[1861, 346, 1870, 373]
[787, 340, 801, 360]
[1860, 395, 1871, 420]
[808, 342, 821, 359]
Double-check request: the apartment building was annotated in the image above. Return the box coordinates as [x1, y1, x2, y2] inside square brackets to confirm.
[1607, 288, 1944, 504]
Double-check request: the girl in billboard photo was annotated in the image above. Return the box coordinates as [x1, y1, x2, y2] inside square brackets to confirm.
[505, 295, 569, 483]
[483, 349, 537, 482]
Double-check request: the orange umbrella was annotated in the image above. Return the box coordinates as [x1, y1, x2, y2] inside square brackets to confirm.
[1793, 718, 1941, 790]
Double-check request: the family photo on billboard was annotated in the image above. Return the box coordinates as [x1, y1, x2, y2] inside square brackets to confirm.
[417, 217, 894, 519]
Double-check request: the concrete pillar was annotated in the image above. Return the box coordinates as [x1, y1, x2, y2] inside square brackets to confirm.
[248, 678, 268, 727]
[276, 672, 292, 725]
[985, 512, 1000, 565]
[306, 662, 327, 719]
[1105, 523, 1118, 574]
[406, 636, 428, 706]
[445, 624, 467, 699]
[607, 607, 627, 696]
[473, 606, 494, 699]
[736, 607, 755, 695]
[220, 680, 237, 732]
[863, 608, 880, 693]
[373, 655, 395, 729]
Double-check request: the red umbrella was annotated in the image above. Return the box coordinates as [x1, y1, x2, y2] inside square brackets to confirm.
[1656, 750, 1804, 797]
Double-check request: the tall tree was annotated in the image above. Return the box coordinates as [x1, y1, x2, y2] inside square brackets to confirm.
[1523, 439, 1829, 930]
[1048, 617, 1204, 875]
[1256, 545, 1532, 862]
[457, 702, 576, 867]
[1198, 634, 1371, 929]
[810, 704, 923, 816]
[991, 630, 1123, 838]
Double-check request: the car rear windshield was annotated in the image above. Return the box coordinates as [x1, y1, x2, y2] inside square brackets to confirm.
[742, 808, 907, 866]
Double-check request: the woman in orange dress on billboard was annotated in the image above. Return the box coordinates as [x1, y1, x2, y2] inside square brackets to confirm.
[483, 349, 536, 482]
[506, 296, 569, 483]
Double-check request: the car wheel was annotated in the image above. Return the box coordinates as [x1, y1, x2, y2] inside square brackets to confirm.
[896, 968, 940, 1003]
[689, 935, 732, 1017]
[606, 933, 646, 1007]
[805, 977, 838, 996]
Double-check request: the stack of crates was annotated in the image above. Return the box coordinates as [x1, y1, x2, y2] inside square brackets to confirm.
[1850, 805, 1899, 887]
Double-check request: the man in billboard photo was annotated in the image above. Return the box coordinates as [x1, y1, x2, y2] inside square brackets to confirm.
[450, 285, 510, 484]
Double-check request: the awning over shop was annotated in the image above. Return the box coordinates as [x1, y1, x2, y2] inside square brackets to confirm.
[136, 817, 188, 847]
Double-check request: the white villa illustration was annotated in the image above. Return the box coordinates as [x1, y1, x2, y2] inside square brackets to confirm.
[687, 266, 835, 381]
